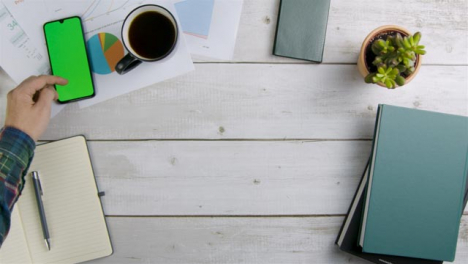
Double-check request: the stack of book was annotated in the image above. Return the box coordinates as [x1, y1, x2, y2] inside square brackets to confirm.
[336, 105, 468, 264]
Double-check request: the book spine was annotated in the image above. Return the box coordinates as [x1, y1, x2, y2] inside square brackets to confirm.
[359, 104, 383, 247]
[272, 0, 284, 56]
[335, 160, 370, 245]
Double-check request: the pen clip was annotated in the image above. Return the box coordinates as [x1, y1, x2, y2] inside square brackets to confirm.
[32, 171, 43, 196]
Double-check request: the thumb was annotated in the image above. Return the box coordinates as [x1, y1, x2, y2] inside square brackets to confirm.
[20, 75, 68, 96]
[35, 86, 58, 108]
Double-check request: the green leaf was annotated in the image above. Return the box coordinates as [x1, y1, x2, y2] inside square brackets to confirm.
[415, 49, 426, 55]
[378, 67, 385, 74]
[387, 36, 395, 46]
[403, 58, 412, 67]
[373, 56, 383, 65]
[415, 50, 425, 55]
[395, 75, 406, 86]
[395, 33, 404, 48]
[403, 37, 411, 49]
[385, 79, 393, 88]
[365, 73, 376, 83]
[405, 66, 415, 75]
[413, 32, 421, 45]
[378, 39, 385, 47]
[389, 58, 399, 66]
[371, 41, 382, 55]
[395, 64, 406, 72]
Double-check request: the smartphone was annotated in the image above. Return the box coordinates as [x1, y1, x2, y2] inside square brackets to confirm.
[43, 16, 95, 103]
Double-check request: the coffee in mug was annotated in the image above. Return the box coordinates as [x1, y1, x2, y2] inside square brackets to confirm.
[116, 5, 178, 75]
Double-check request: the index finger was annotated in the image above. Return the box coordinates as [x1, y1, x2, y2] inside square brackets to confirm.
[19, 75, 68, 95]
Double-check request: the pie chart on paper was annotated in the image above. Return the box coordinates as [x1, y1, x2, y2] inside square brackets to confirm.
[87, 33, 124, 75]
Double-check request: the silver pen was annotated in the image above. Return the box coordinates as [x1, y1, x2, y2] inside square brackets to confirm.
[32, 171, 51, 250]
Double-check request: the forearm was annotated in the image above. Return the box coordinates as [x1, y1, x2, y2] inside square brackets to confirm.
[0, 127, 35, 247]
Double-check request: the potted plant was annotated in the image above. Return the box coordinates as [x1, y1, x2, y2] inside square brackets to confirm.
[357, 25, 426, 89]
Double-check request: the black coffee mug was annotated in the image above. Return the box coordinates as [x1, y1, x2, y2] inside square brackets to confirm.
[116, 5, 178, 75]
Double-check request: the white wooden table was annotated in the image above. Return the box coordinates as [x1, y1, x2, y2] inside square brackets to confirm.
[1, 0, 467, 263]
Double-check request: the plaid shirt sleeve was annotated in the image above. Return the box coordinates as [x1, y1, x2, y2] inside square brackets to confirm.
[0, 127, 35, 248]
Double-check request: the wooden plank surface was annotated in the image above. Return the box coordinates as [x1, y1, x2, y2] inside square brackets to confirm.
[87, 216, 468, 264]
[0, 0, 465, 71]
[89, 140, 468, 216]
[0, 0, 467, 263]
[91, 140, 371, 216]
[208, 0, 468, 64]
[43, 64, 468, 140]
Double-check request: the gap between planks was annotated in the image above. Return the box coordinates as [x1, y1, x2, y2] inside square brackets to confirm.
[38, 139, 373, 143]
[192, 62, 468, 66]
[105, 213, 468, 218]
[105, 214, 345, 218]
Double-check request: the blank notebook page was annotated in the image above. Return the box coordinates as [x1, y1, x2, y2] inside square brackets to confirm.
[17, 136, 112, 263]
[0, 209, 33, 263]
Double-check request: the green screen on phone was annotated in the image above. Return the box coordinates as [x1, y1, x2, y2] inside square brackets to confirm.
[44, 17, 95, 103]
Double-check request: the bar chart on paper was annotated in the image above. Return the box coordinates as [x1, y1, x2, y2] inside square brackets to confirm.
[175, 0, 214, 39]
[87, 32, 124, 74]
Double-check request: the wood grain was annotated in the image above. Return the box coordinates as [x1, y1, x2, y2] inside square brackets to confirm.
[90, 140, 370, 216]
[43, 64, 468, 140]
[0, 1, 467, 263]
[87, 216, 468, 264]
[205, 0, 468, 64]
[87, 140, 468, 216]
[0, 0, 465, 72]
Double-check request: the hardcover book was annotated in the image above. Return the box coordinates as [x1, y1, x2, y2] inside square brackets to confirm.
[359, 105, 468, 261]
[336, 162, 468, 264]
[273, 0, 331, 62]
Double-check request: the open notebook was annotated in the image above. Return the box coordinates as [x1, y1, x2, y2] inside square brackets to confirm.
[0, 136, 113, 263]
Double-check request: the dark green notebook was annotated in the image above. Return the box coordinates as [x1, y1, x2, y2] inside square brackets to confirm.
[360, 105, 468, 261]
[273, 0, 331, 62]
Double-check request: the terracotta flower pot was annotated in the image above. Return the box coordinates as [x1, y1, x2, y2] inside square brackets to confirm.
[357, 25, 422, 88]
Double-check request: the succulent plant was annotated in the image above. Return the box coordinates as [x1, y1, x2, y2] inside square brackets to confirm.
[365, 66, 405, 89]
[365, 32, 426, 89]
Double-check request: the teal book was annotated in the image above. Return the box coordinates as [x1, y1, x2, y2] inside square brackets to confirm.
[273, 0, 331, 62]
[359, 105, 468, 261]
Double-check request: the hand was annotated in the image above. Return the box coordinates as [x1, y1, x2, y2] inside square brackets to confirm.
[4, 75, 68, 141]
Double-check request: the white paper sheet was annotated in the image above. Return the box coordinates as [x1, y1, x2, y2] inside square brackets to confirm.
[174, 0, 243, 60]
[3, 0, 194, 109]
[0, 2, 49, 83]
[0, 2, 66, 117]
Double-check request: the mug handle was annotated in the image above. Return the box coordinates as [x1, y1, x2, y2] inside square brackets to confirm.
[115, 53, 142, 75]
